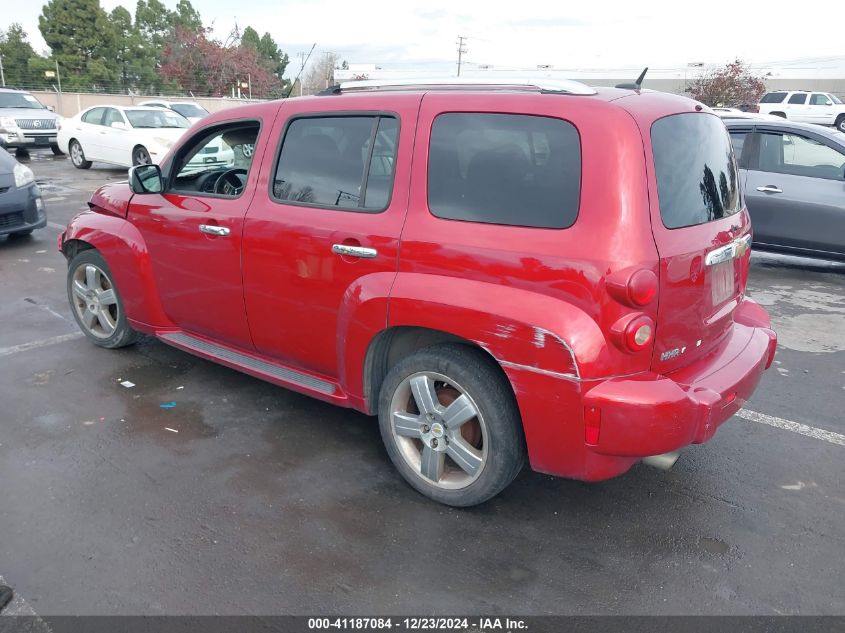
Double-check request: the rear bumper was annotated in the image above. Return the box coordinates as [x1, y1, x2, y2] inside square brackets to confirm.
[582, 299, 776, 459]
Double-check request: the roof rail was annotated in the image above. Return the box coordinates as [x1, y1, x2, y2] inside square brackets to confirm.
[325, 76, 597, 96]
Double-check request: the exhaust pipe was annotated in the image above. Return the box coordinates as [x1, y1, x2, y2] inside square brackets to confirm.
[642, 451, 680, 471]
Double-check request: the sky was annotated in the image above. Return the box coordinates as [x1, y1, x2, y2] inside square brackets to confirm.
[5, 0, 845, 77]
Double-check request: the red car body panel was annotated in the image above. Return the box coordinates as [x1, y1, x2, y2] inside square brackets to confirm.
[60, 87, 776, 483]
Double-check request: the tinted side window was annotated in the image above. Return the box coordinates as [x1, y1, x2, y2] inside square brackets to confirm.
[652, 113, 740, 229]
[82, 107, 105, 125]
[272, 115, 398, 212]
[729, 131, 749, 165]
[758, 132, 845, 180]
[809, 93, 830, 106]
[788, 93, 807, 105]
[428, 113, 580, 229]
[760, 93, 787, 104]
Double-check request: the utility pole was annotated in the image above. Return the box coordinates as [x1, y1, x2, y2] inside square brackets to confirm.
[297, 51, 307, 96]
[456, 36, 467, 77]
[0, 54, 5, 87]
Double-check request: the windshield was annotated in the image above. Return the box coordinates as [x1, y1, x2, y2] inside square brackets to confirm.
[0, 92, 47, 110]
[830, 94, 843, 104]
[171, 103, 208, 118]
[125, 109, 190, 129]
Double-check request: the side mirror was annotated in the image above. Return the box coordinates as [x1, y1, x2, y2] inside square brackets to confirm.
[129, 164, 163, 194]
[46, 105, 55, 112]
[111, 121, 127, 130]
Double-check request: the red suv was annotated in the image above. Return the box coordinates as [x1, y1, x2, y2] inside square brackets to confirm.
[60, 78, 777, 506]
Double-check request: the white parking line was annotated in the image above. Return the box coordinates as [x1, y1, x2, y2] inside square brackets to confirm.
[739, 409, 845, 447]
[0, 332, 83, 358]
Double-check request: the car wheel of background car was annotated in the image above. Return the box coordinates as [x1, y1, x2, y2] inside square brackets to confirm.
[836, 115, 845, 133]
[132, 146, 152, 166]
[771, 112, 786, 118]
[66, 249, 139, 349]
[50, 144, 65, 156]
[378, 344, 526, 507]
[241, 143, 254, 158]
[69, 140, 92, 169]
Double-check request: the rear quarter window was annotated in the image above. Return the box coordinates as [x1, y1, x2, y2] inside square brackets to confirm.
[428, 113, 581, 229]
[760, 93, 787, 104]
[651, 113, 741, 229]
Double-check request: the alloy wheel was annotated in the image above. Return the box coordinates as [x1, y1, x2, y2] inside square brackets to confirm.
[389, 371, 488, 489]
[70, 263, 119, 339]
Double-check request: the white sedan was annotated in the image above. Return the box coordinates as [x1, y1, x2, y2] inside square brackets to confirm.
[138, 100, 209, 124]
[58, 105, 191, 169]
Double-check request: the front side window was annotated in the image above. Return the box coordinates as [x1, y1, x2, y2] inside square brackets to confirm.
[810, 93, 832, 106]
[272, 115, 399, 211]
[758, 132, 845, 180]
[788, 93, 808, 105]
[125, 109, 190, 129]
[171, 122, 260, 197]
[103, 108, 125, 127]
[428, 113, 581, 229]
[652, 113, 741, 229]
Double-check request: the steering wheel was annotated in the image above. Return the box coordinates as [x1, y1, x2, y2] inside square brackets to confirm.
[213, 168, 248, 196]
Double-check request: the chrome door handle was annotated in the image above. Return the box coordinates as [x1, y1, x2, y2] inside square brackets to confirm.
[756, 185, 783, 194]
[199, 224, 230, 236]
[332, 243, 377, 259]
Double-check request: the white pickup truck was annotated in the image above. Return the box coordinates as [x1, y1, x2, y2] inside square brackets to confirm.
[758, 90, 845, 132]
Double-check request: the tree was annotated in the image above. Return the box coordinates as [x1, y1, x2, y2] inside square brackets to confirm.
[172, 0, 202, 31]
[686, 59, 769, 108]
[301, 52, 340, 95]
[240, 27, 290, 97]
[110, 6, 157, 92]
[39, 0, 118, 90]
[161, 26, 283, 97]
[0, 24, 37, 87]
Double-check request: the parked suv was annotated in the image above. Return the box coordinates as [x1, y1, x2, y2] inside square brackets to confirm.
[758, 90, 845, 131]
[59, 78, 776, 506]
[0, 87, 63, 155]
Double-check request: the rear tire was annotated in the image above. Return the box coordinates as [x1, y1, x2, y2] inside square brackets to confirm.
[69, 140, 92, 169]
[50, 143, 65, 156]
[378, 344, 525, 507]
[66, 249, 139, 349]
[836, 115, 845, 133]
[771, 111, 787, 118]
[132, 146, 151, 166]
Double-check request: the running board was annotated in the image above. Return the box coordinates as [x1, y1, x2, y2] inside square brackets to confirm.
[158, 331, 337, 395]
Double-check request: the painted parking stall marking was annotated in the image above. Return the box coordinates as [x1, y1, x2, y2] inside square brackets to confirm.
[738, 408, 845, 447]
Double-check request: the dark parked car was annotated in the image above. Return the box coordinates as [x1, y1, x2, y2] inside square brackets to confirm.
[0, 147, 46, 238]
[725, 118, 845, 261]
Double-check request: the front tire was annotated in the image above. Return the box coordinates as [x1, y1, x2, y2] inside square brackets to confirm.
[50, 143, 65, 156]
[378, 344, 525, 507]
[836, 115, 845, 133]
[132, 146, 151, 166]
[69, 140, 92, 169]
[67, 249, 139, 349]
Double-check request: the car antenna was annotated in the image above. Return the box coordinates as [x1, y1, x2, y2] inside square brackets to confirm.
[616, 67, 648, 90]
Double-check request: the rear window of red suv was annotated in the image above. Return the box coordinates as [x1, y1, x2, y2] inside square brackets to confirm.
[651, 113, 741, 229]
[428, 113, 581, 229]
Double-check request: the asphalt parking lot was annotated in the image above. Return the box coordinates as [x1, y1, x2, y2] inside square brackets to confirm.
[1, 150, 843, 617]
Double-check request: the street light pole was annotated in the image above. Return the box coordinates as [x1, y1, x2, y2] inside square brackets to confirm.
[0, 54, 5, 87]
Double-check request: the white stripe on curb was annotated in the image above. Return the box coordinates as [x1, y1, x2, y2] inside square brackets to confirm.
[738, 409, 845, 447]
[0, 332, 83, 358]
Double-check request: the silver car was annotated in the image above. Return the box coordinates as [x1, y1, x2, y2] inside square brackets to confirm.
[0, 88, 63, 155]
[725, 118, 845, 261]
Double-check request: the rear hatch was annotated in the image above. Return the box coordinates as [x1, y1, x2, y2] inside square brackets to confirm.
[648, 112, 752, 375]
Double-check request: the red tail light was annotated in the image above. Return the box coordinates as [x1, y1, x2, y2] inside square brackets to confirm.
[606, 267, 658, 308]
[610, 314, 655, 353]
[627, 269, 658, 306]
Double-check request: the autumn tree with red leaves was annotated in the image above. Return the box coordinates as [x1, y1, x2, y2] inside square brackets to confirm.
[160, 26, 284, 97]
[685, 59, 770, 108]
